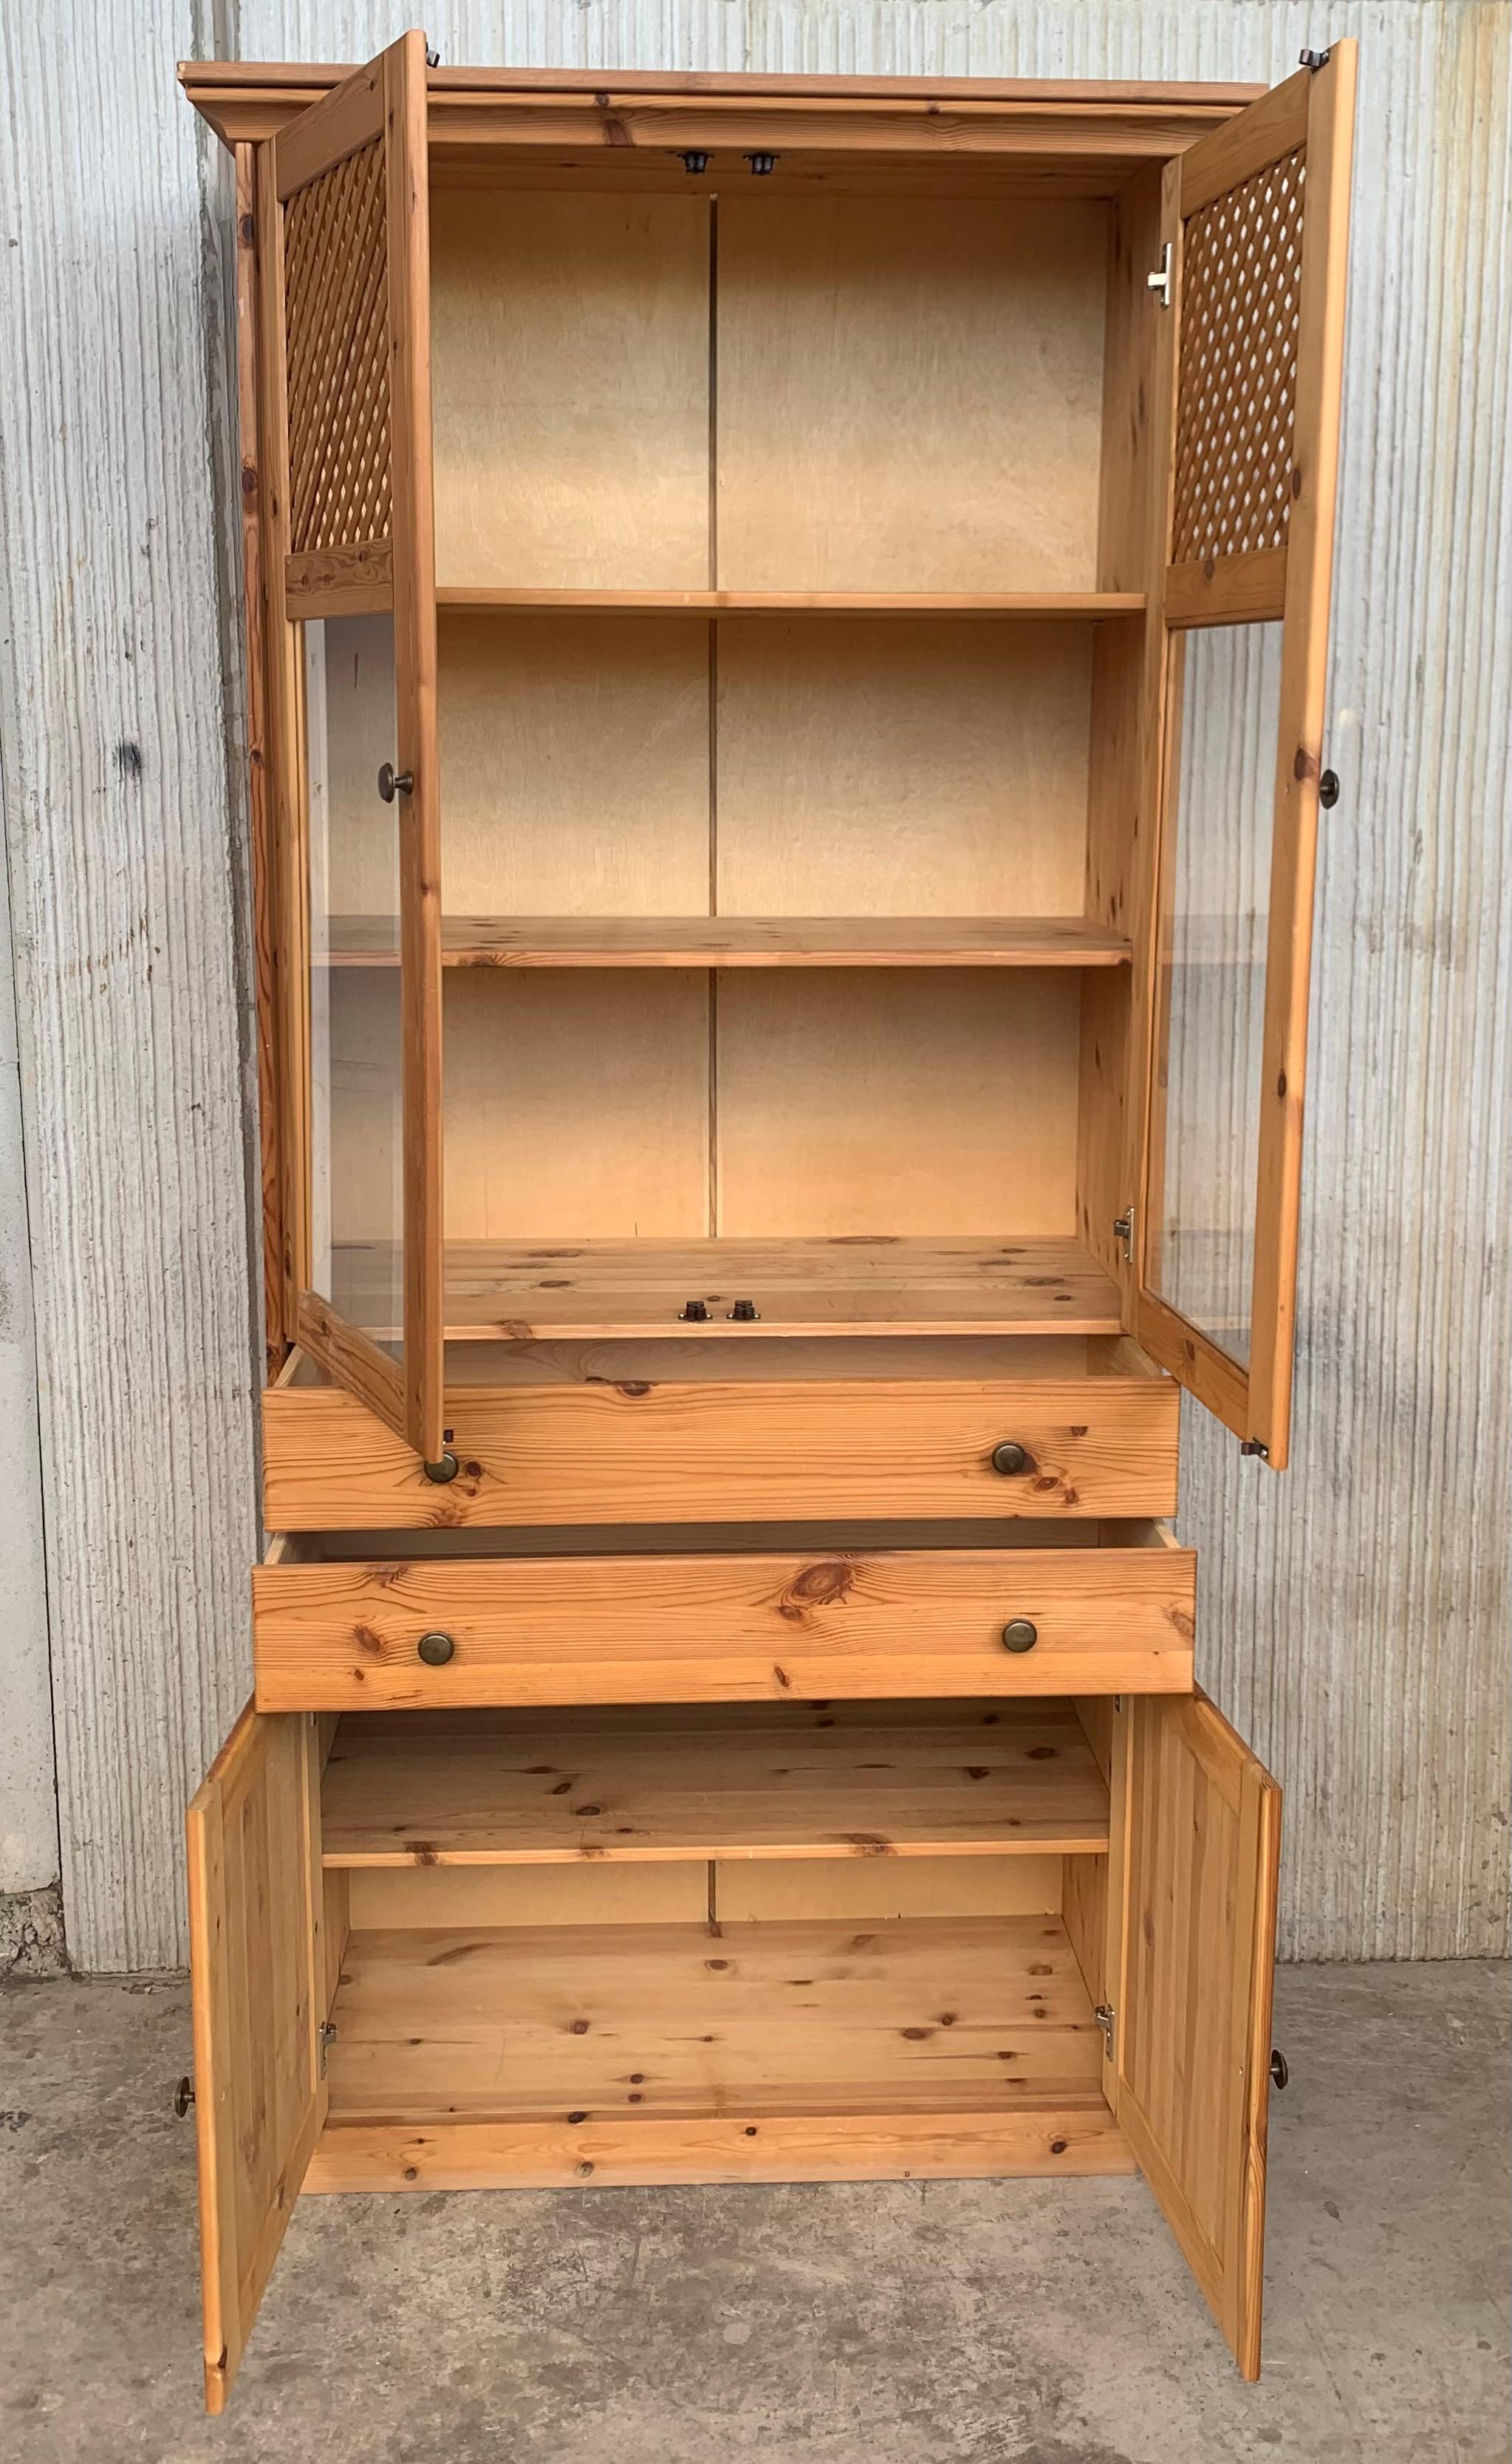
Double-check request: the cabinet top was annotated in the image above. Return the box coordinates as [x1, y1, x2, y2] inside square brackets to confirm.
[179, 58, 1265, 154]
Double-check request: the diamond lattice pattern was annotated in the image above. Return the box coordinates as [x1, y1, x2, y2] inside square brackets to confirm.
[284, 138, 391, 557]
[1172, 148, 1306, 566]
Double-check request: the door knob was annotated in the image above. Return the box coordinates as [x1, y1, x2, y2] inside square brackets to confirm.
[1269, 2047, 1289, 2090]
[172, 2076, 195, 2117]
[377, 763, 414, 802]
[417, 1631, 455, 1666]
[991, 1440, 1029, 1476]
[1001, 1619, 1039, 1653]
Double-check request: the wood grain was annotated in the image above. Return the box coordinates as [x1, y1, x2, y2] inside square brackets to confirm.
[434, 588, 1145, 615]
[323, 915, 1132, 968]
[319, 1701, 1110, 1863]
[186, 1704, 324, 2415]
[323, 1912, 1104, 2119]
[253, 1533, 1195, 1707]
[1111, 1690, 1281, 2381]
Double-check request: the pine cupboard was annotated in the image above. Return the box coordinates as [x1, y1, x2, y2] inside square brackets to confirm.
[179, 38, 1354, 2413]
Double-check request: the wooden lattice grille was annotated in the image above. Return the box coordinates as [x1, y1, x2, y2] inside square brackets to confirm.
[284, 139, 391, 557]
[1172, 148, 1307, 566]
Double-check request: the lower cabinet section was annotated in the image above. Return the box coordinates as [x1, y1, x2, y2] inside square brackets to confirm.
[186, 1694, 1280, 2411]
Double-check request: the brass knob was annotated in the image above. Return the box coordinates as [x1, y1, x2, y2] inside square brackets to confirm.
[173, 2076, 195, 2117]
[417, 1631, 455, 1666]
[1001, 1619, 1038, 1653]
[991, 1440, 1029, 1476]
[377, 762, 414, 802]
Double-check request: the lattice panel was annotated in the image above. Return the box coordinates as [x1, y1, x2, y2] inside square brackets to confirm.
[1172, 148, 1306, 566]
[284, 139, 391, 557]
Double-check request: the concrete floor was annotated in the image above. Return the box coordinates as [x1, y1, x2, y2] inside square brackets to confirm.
[0, 1964, 1505, 2464]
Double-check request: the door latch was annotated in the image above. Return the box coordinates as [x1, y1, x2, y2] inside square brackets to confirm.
[1094, 2003, 1116, 2059]
[318, 2020, 338, 2078]
[1112, 1207, 1135, 1264]
[1147, 243, 1172, 310]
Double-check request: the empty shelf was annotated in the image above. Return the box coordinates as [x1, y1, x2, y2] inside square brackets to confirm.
[436, 586, 1146, 617]
[320, 914, 1131, 968]
[321, 1702, 1111, 1866]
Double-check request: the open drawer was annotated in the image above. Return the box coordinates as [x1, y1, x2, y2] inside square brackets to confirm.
[253, 1517, 1195, 1708]
[262, 1336, 1180, 1530]
[186, 1694, 1279, 2409]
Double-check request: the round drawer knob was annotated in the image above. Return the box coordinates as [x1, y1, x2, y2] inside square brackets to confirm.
[417, 1630, 456, 1666]
[1001, 1618, 1039, 1654]
[991, 1440, 1030, 1476]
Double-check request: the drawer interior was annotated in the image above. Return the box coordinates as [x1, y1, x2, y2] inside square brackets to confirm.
[317, 1700, 1116, 2143]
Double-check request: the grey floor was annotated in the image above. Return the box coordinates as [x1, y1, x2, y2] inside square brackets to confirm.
[0, 1963, 1506, 2464]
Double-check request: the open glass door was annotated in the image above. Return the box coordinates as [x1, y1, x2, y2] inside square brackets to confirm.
[262, 33, 445, 1465]
[1135, 45, 1355, 1468]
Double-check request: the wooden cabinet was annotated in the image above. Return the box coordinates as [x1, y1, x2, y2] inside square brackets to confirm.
[181, 33, 1354, 2412]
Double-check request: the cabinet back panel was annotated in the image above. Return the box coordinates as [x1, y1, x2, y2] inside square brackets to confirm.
[349, 1855, 1064, 1930]
[431, 190, 711, 589]
[716, 196, 1107, 590]
[716, 971, 1081, 1236]
[438, 614, 711, 913]
[716, 621, 1091, 915]
[442, 971, 711, 1239]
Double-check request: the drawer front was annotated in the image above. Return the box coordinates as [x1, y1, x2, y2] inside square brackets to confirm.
[263, 1375, 1179, 1530]
[253, 1540, 1196, 1710]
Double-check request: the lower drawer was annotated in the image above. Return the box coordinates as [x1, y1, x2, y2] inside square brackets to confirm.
[252, 1520, 1195, 1710]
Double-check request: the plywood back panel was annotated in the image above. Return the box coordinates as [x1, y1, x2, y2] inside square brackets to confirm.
[442, 970, 711, 1239]
[716, 196, 1107, 590]
[437, 613, 711, 913]
[716, 971, 1082, 1235]
[716, 620, 1091, 914]
[348, 1854, 1061, 1929]
[431, 190, 711, 588]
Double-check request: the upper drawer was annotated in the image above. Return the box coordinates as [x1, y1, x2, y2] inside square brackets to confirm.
[253, 1520, 1195, 1711]
[263, 1335, 1178, 1528]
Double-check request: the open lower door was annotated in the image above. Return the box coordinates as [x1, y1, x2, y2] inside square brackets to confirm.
[260, 32, 445, 1463]
[1106, 1692, 1282, 2378]
[1133, 44, 1356, 1468]
[186, 1708, 329, 2413]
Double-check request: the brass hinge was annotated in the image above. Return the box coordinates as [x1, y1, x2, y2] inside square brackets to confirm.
[318, 2020, 338, 2078]
[1147, 243, 1173, 310]
[1094, 2003, 1116, 2059]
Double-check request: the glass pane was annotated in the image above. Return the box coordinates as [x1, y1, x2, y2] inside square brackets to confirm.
[1147, 620, 1283, 1369]
[306, 613, 402, 1355]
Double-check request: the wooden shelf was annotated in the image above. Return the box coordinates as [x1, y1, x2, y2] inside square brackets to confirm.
[328, 1234, 1126, 1341]
[324, 1912, 1106, 2124]
[436, 586, 1146, 617]
[321, 1703, 1110, 1866]
[320, 914, 1132, 969]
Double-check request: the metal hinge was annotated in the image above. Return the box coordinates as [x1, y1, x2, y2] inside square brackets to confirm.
[1239, 1437, 1270, 1459]
[1112, 1206, 1135, 1264]
[1147, 242, 1172, 310]
[1299, 47, 1331, 71]
[318, 2020, 338, 2078]
[1094, 2003, 1116, 2059]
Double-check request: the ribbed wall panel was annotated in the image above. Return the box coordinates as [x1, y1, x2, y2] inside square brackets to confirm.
[1, 1, 1505, 1962]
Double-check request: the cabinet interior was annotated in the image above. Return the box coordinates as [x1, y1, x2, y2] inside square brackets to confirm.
[318, 1699, 1115, 2137]
[310, 175, 1154, 1341]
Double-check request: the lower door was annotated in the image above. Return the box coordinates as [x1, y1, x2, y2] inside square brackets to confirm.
[1105, 1691, 1281, 2378]
[185, 1705, 331, 2412]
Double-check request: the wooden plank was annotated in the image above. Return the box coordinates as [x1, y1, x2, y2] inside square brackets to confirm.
[384, 33, 445, 1465]
[1112, 1691, 1282, 2380]
[308, 2101, 1132, 2190]
[323, 914, 1132, 968]
[284, 538, 394, 615]
[183, 60, 1265, 103]
[320, 1233, 1123, 1340]
[319, 1702, 1110, 1864]
[716, 196, 1106, 590]
[1163, 546, 1287, 628]
[253, 1535, 1195, 1706]
[431, 191, 710, 591]
[186, 1705, 324, 2415]
[434, 587, 1146, 614]
[1179, 66, 1310, 217]
[294, 1290, 406, 1431]
[1246, 45, 1357, 1468]
[348, 1852, 1061, 1928]
[272, 52, 383, 198]
[322, 1912, 1105, 2119]
[233, 146, 284, 1375]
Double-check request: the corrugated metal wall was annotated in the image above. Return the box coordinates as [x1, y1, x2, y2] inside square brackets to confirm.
[0, 0, 1505, 1968]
